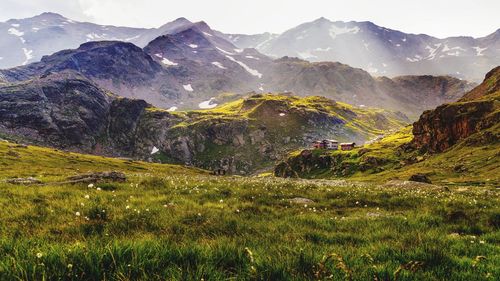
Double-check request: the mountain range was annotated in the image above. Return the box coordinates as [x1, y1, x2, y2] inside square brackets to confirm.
[0, 13, 474, 118]
[1, 13, 498, 83]
[226, 17, 500, 82]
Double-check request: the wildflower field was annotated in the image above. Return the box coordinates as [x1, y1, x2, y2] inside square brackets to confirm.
[0, 142, 498, 280]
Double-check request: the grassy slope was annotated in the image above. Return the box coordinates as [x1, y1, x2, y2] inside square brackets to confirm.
[156, 94, 408, 172]
[283, 125, 499, 186]
[0, 140, 499, 280]
[0, 141, 204, 181]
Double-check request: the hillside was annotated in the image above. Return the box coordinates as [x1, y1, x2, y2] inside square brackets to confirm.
[0, 73, 409, 174]
[1, 137, 498, 280]
[275, 66, 500, 185]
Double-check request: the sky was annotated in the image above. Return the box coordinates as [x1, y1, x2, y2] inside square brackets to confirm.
[0, 0, 498, 38]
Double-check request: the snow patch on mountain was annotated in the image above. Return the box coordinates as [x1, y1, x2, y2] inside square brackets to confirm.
[86, 33, 104, 41]
[155, 54, 178, 66]
[211, 62, 226, 69]
[406, 55, 423, 62]
[8, 27, 26, 43]
[188, 44, 198, 49]
[425, 43, 441, 60]
[216, 47, 235, 55]
[315, 47, 332, 52]
[183, 84, 194, 92]
[225, 55, 262, 78]
[22, 48, 33, 65]
[298, 51, 317, 59]
[245, 55, 259, 60]
[473, 46, 487, 56]
[151, 146, 159, 155]
[124, 35, 140, 41]
[167, 106, 178, 112]
[8, 28, 24, 37]
[329, 25, 360, 40]
[202, 32, 213, 37]
[198, 97, 218, 109]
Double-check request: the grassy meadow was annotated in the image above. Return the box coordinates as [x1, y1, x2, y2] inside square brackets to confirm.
[0, 141, 499, 280]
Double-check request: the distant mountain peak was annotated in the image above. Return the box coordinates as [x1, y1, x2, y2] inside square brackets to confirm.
[34, 12, 67, 20]
[313, 17, 332, 23]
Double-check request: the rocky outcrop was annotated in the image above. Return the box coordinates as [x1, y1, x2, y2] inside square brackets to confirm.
[0, 71, 112, 148]
[412, 67, 500, 153]
[412, 100, 498, 152]
[274, 150, 355, 178]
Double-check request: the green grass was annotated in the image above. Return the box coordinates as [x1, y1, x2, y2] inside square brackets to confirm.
[278, 125, 500, 186]
[0, 140, 498, 280]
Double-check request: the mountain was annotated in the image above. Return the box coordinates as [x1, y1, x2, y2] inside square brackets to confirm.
[2, 13, 496, 84]
[0, 21, 271, 109]
[229, 18, 500, 82]
[274, 66, 500, 185]
[0, 31, 472, 117]
[0, 72, 410, 173]
[259, 57, 472, 118]
[0, 12, 147, 68]
[0, 12, 219, 69]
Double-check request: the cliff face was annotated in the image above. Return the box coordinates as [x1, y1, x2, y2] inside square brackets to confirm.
[412, 66, 500, 153]
[412, 100, 498, 152]
[0, 72, 112, 148]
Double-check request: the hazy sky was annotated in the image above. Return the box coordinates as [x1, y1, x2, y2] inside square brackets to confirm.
[1, 0, 498, 38]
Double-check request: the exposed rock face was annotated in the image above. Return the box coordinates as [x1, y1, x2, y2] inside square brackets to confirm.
[274, 150, 352, 178]
[66, 171, 127, 183]
[0, 72, 112, 148]
[412, 100, 497, 152]
[408, 173, 432, 184]
[412, 67, 500, 153]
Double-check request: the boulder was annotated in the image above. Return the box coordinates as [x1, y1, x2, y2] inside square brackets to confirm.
[408, 173, 432, 184]
[66, 171, 126, 183]
[6, 177, 42, 185]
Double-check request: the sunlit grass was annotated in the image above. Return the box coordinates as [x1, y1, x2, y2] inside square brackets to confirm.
[0, 141, 498, 280]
